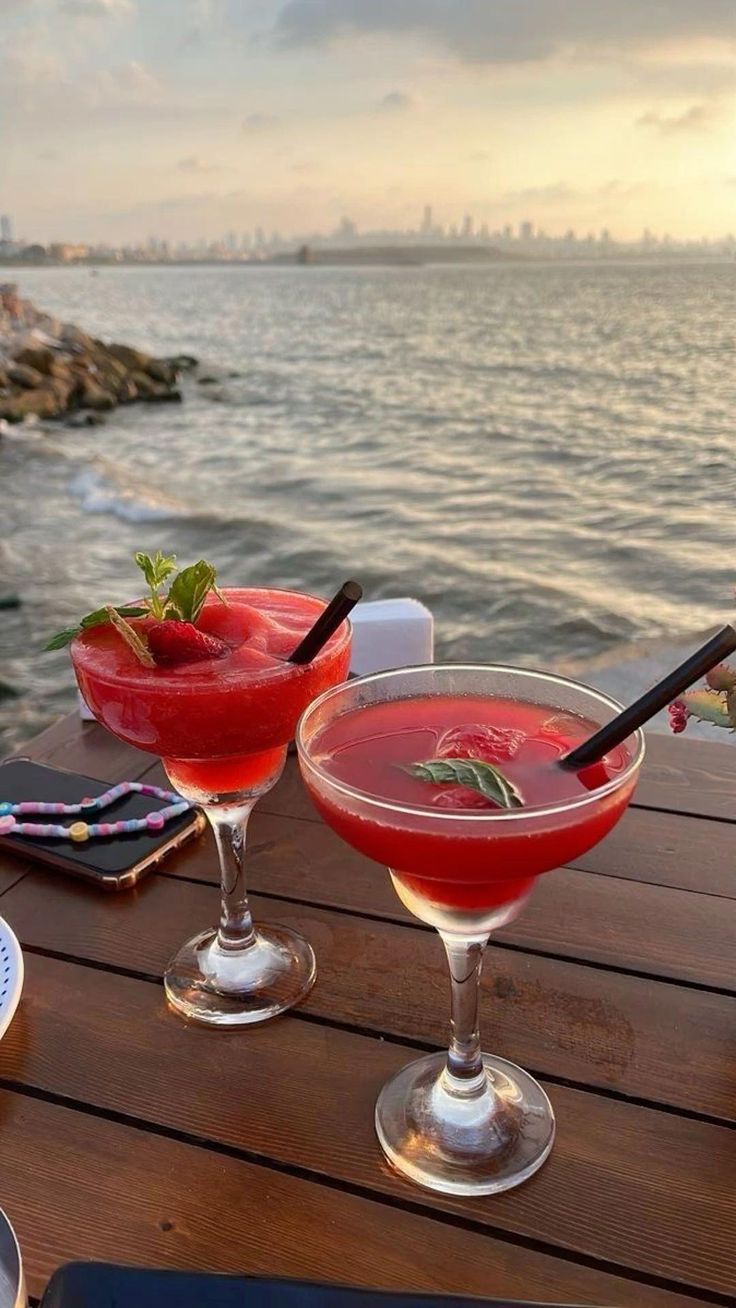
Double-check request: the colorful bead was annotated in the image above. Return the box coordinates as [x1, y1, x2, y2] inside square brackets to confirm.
[69, 821, 90, 842]
[146, 811, 165, 830]
[0, 815, 14, 834]
[0, 803, 11, 816]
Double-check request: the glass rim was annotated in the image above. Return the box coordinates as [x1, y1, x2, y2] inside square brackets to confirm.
[296, 662, 646, 823]
[70, 585, 353, 689]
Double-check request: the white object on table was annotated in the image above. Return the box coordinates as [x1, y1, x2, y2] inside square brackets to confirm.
[349, 598, 434, 676]
[78, 690, 96, 721]
[0, 918, 23, 1043]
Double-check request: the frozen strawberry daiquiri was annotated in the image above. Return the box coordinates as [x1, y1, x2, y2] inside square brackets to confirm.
[297, 665, 644, 1195]
[60, 553, 353, 1025]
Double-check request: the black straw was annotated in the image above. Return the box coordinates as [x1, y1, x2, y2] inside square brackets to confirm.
[561, 623, 736, 770]
[288, 580, 363, 665]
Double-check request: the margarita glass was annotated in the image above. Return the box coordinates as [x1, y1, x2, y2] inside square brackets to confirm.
[297, 665, 644, 1195]
[72, 587, 352, 1025]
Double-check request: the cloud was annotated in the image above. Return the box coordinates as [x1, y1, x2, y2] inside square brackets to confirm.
[176, 155, 222, 173]
[274, 1, 736, 65]
[497, 179, 643, 208]
[636, 103, 717, 133]
[503, 183, 578, 206]
[242, 112, 281, 132]
[91, 60, 162, 107]
[59, 0, 135, 15]
[375, 90, 414, 113]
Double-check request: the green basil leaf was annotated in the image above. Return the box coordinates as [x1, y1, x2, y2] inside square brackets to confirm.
[404, 757, 524, 809]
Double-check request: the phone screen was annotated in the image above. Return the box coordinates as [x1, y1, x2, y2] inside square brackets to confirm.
[0, 759, 197, 878]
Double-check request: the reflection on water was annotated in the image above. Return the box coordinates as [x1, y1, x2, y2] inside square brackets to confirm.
[1, 261, 734, 748]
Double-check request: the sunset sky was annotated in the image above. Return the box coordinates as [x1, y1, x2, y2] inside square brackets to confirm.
[2, 1, 736, 244]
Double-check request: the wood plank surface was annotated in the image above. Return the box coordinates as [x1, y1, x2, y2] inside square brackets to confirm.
[4, 713, 734, 1305]
[105, 801, 735, 991]
[1, 953, 733, 1298]
[15, 714, 736, 826]
[2, 1090, 695, 1308]
[633, 732, 736, 822]
[11, 712, 154, 782]
[4, 870, 736, 1122]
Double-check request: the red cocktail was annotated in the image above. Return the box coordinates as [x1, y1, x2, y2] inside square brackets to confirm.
[72, 587, 352, 1026]
[297, 665, 644, 1194]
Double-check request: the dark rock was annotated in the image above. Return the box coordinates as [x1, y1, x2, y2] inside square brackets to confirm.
[65, 411, 107, 428]
[13, 345, 58, 376]
[197, 375, 219, 385]
[116, 375, 139, 404]
[0, 679, 21, 701]
[166, 353, 198, 371]
[61, 323, 98, 353]
[108, 342, 153, 372]
[227, 370, 242, 378]
[145, 358, 178, 386]
[79, 378, 116, 411]
[0, 384, 67, 421]
[7, 362, 44, 389]
[0, 593, 21, 609]
[131, 370, 182, 402]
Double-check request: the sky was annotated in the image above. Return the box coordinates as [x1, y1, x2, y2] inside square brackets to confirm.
[1, 0, 735, 244]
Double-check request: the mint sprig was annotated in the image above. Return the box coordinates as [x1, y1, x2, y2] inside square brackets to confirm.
[166, 560, 218, 623]
[45, 551, 225, 651]
[404, 757, 524, 809]
[135, 550, 177, 618]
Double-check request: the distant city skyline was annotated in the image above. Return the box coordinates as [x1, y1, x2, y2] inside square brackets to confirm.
[2, 204, 734, 265]
[3, 3, 736, 243]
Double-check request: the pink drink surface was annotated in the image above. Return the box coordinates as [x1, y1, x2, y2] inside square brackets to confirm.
[72, 588, 351, 795]
[307, 695, 635, 912]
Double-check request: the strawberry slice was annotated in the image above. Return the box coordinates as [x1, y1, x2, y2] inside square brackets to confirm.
[147, 620, 229, 665]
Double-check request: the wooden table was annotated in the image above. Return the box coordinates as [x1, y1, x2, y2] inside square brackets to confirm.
[0, 715, 734, 1306]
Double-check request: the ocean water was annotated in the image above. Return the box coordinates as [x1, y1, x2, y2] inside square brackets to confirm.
[1, 261, 735, 750]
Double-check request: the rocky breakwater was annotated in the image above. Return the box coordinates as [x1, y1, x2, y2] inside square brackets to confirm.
[0, 283, 197, 425]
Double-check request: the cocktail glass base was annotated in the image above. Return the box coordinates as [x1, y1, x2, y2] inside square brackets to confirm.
[375, 1050, 555, 1196]
[164, 924, 316, 1026]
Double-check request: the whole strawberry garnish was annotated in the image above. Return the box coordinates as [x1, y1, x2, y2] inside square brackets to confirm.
[147, 620, 229, 665]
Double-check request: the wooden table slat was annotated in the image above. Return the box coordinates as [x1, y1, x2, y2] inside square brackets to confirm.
[119, 803, 736, 991]
[4, 1090, 700, 1308]
[3, 870, 736, 1123]
[2, 712, 734, 1304]
[1, 953, 734, 1298]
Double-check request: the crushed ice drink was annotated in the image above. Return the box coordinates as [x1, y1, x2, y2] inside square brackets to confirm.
[307, 693, 635, 929]
[73, 587, 351, 800]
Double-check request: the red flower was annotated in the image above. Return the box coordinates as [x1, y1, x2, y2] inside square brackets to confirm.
[667, 700, 691, 734]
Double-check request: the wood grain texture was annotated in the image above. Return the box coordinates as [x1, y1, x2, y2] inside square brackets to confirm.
[634, 731, 736, 822]
[568, 806, 736, 898]
[110, 800, 736, 990]
[6, 713, 735, 1305]
[4, 871, 736, 1121]
[12, 712, 154, 782]
[1, 953, 733, 1297]
[22, 713, 736, 824]
[2, 1090, 698, 1308]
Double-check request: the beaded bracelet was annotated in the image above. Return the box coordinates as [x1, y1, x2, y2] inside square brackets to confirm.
[0, 781, 191, 843]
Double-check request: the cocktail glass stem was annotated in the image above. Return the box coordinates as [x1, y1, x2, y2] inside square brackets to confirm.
[374, 889, 555, 1195]
[163, 771, 316, 1027]
[442, 932, 487, 1085]
[208, 801, 257, 951]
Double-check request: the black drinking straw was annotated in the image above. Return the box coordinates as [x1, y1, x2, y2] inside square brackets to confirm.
[288, 580, 363, 665]
[561, 623, 736, 770]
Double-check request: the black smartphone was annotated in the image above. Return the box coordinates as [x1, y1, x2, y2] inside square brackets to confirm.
[0, 759, 204, 890]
